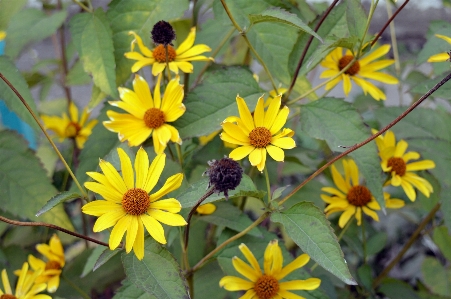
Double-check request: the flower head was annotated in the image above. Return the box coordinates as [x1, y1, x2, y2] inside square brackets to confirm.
[1, 263, 50, 299]
[26, 234, 65, 293]
[374, 130, 435, 201]
[427, 34, 451, 62]
[204, 157, 243, 200]
[41, 102, 97, 149]
[220, 95, 296, 172]
[104, 74, 185, 154]
[82, 148, 187, 260]
[320, 45, 398, 101]
[196, 203, 216, 215]
[125, 28, 213, 75]
[151, 20, 176, 45]
[219, 240, 321, 299]
[321, 159, 404, 228]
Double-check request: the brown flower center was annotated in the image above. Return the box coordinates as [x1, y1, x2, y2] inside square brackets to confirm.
[254, 274, 279, 299]
[144, 108, 165, 129]
[338, 55, 360, 76]
[153, 44, 176, 63]
[45, 260, 62, 271]
[1, 295, 17, 299]
[249, 127, 272, 148]
[65, 122, 81, 137]
[347, 185, 372, 207]
[122, 188, 150, 215]
[387, 157, 406, 176]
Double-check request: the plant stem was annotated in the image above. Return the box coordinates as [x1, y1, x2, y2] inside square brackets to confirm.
[371, 0, 410, 47]
[72, 0, 92, 12]
[165, 45, 172, 80]
[176, 143, 184, 167]
[264, 167, 271, 203]
[0, 72, 88, 199]
[62, 274, 91, 299]
[362, 218, 367, 264]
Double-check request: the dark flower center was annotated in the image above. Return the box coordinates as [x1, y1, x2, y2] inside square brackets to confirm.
[347, 185, 372, 206]
[65, 122, 81, 137]
[122, 188, 150, 215]
[151, 20, 176, 45]
[45, 260, 62, 271]
[144, 108, 165, 129]
[254, 274, 279, 299]
[338, 55, 360, 76]
[153, 44, 176, 63]
[387, 157, 406, 176]
[1, 295, 17, 299]
[249, 127, 272, 148]
[204, 157, 243, 200]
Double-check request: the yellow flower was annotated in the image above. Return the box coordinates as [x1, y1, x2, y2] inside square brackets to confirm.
[320, 45, 398, 101]
[27, 234, 65, 293]
[427, 34, 451, 62]
[321, 159, 404, 228]
[82, 147, 187, 260]
[41, 102, 97, 149]
[104, 74, 185, 154]
[219, 240, 321, 299]
[374, 130, 435, 201]
[220, 95, 296, 172]
[125, 27, 213, 75]
[196, 203, 216, 215]
[1, 263, 50, 299]
[264, 87, 288, 108]
[0, 31, 6, 41]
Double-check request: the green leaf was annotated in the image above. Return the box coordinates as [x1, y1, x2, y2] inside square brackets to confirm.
[5, 9, 66, 59]
[248, 8, 323, 42]
[421, 257, 451, 296]
[272, 185, 289, 201]
[357, 264, 372, 290]
[271, 202, 356, 285]
[107, 0, 189, 85]
[65, 60, 91, 86]
[88, 84, 107, 111]
[346, 0, 366, 39]
[94, 248, 122, 271]
[175, 66, 262, 138]
[379, 278, 421, 299]
[433, 226, 451, 261]
[0, 57, 40, 132]
[177, 174, 263, 208]
[69, 8, 117, 98]
[114, 279, 155, 299]
[300, 98, 384, 207]
[417, 20, 451, 65]
[122, 238, 190, 298]
[192, 261, 228, 299]
[198, 202, 262, 237]
[81, 246, 105, 278]
[366, 232, 387, 255]
[410, 77, 451, 99]
[0, 0, 27, 30]
[36, 192, 80, 217]
[0, 131, 73, 229]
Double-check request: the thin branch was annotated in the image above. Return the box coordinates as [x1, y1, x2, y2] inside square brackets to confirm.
[371, 0, 410, 46]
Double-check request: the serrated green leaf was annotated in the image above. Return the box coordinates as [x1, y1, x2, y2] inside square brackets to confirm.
[175, 66, 262, 138]
[248, 8, 323, 42]
[5, 9, 66, 58]
[114, 279, 156, 299]
[271, 202, 356, 285]
[421, 257, 451, 296]
[93, 248, 122, 271]
[107, 0, 189, 85]
[0, 131, 73, 229]
[177, 174, 262, 208]
[433, 226, 451, 261]
[65, 60, 91, 86]
[80, 246, 105, 278]
[199, 202, 262, 237]
[36, 191, 80, 217]
[122, 238, 190, 298]
[0, 57, 40, 132]
[70, 8, 117, 97]
[326, 36, 360, 52]
[300, 98, 384, 208]
[0, 0, 27, 30]
[346, 0, 366, 39]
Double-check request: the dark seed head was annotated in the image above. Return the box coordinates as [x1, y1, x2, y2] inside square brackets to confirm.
[151, 20, 176, 46]
[204, 157, 243, 200]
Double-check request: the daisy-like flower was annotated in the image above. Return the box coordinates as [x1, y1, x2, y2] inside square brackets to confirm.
[196, 203, 216, 215]
[264, 87, 287, 108]
[25, 234, 65, 293]
[320, 45, 398, 101]
[103, 74, 185, 154]
[82, 147, 187, 260]
[1, 263, 50, 299]
[427, 34, 451, 62]
[219, 240, 321, 299]
[220, 95, 296, 172]
[374, 130, 435, 201]
[321, 159, 404, 228]
[124, 27, 213, 75]
[41, 102, 97, 149]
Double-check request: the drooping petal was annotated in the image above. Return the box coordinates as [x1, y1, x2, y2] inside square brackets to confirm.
[149, 173, 184, 202]
[338, 205, 356, 228]
[362, 206, 379, 222]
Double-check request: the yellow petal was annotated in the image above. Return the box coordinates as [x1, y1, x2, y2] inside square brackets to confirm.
[253, 96, 265, 127]
[266, 145, 284, 162]
[232, 257, 260, 282]
[338, 205, 356, 228]
[135, 148, 150, 189]
[109, 215, 130, 250]
[222, 122, 251, 144]
[133, 220, 145, 260]
[274, 253, 309, 280]
[400, 179, 416, 201]
[427, 52, 450, 62]
[239, 243, 261, 273]
[229, 145, 255, 161]
[143, 153, 165, 193]
[279, 278, 321, 290]
[176, 27, 196, 55]
[271, 137, 295, 149]
[82, 200, 123, 216]
[219, 276, 254, 291]
[93, 209, 126, 232]
[149, 173, 184, 202]
[151, 198, 182, 213]
[84, 182, 123, 203]
[269, 106, 289, 135]
[99, 160, 128, 194]
[125, 216, 139, 253]
[117, 148, 134, 190]
[236, 96, 255, 132]
[141, 214, 166, 244]
[362, 206, 379, 222]
[147, 210, 187, 226]
[406, 160, 435, 171]
[196, 203, 216, 215]
[330, 163, 349, 194]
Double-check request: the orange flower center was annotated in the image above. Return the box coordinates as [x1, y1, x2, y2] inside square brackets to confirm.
[153, 44, 176, 63]
[347, 185, 372, 206]
[387, 157, 406, 176]
[254, 274, 279, 299]
[144, 108, 165, 129]
[45, 260, 62, 271]
[122, 188, 150, 215]
[338, 55, 360, 76]
[1, 295, 17, 299]
[249, 127, 272, 148]
[65, 122, 81, 137]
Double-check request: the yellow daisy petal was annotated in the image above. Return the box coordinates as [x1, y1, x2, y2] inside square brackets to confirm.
[141, 214, 166, 244]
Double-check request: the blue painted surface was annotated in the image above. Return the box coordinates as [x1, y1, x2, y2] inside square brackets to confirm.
[0, 36, 37, 149]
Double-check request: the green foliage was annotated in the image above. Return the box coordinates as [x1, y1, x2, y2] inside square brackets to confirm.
[345, 0, 367, 39]
[36, 191, 80, 217]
